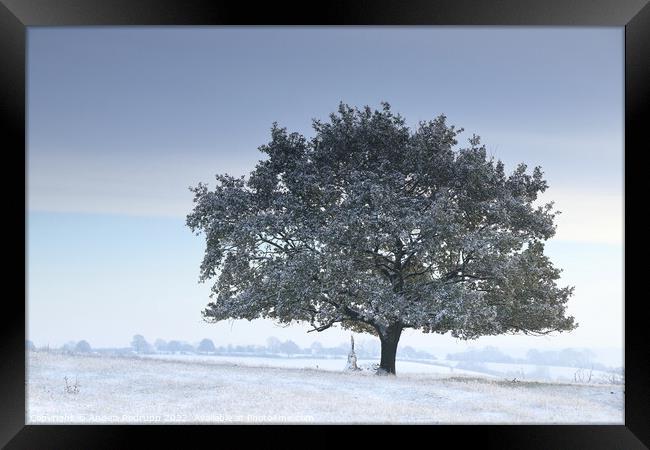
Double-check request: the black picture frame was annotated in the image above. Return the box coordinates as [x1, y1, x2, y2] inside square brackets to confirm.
[2, 0, 646, 448]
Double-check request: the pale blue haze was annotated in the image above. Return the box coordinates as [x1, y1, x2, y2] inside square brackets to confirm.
[27, 27, 623, 364]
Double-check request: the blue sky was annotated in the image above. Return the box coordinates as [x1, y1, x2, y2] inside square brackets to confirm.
[27, 27, 623, 363]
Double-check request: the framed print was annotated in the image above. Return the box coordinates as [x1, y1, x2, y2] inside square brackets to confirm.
[1, 0, 647, 447]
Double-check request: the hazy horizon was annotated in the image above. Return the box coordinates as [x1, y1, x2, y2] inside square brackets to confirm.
[27, 27, 624, 368]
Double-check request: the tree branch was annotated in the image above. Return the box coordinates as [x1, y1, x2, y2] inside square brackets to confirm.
[307, 317, 341, 333]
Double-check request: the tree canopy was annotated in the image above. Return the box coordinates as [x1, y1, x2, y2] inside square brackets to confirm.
[198, 338, 216, 353]
[75, 340, 92, 353]
[187, 103, 576, 374]
[131, 334, 153, 354]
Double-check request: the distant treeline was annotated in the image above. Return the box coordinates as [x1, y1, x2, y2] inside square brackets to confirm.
[446, 346, 611, 370]
[27, 338, 613, 370]
[26, 335, 435, 360]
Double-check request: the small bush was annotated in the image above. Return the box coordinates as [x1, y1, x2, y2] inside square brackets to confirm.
[64, 376, 80, 394]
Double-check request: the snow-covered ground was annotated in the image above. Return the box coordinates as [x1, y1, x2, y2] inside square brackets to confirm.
[27, 351, 623, 424]
[139, 353, 621, 384]
[139, 353, 495, 377]
[445, 360, 618, 383]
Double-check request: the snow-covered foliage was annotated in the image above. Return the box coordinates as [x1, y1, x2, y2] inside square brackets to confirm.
[187, 103, 576, 374]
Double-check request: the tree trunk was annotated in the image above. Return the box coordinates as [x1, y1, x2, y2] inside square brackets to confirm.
[377, 324, 402, 375]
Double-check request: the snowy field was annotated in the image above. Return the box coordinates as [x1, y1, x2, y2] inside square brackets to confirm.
[138, 353, 620, 383]
[27, 351, 623, 424]
[139, 353, 495, 377]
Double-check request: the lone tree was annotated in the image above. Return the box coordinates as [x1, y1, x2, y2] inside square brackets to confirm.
[131, 334, 153, 354]
[280, 340, 301, 357]
[75, 340, 92, 353]
[198, 338, 216, 353]
[187, 103, 576, 375]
